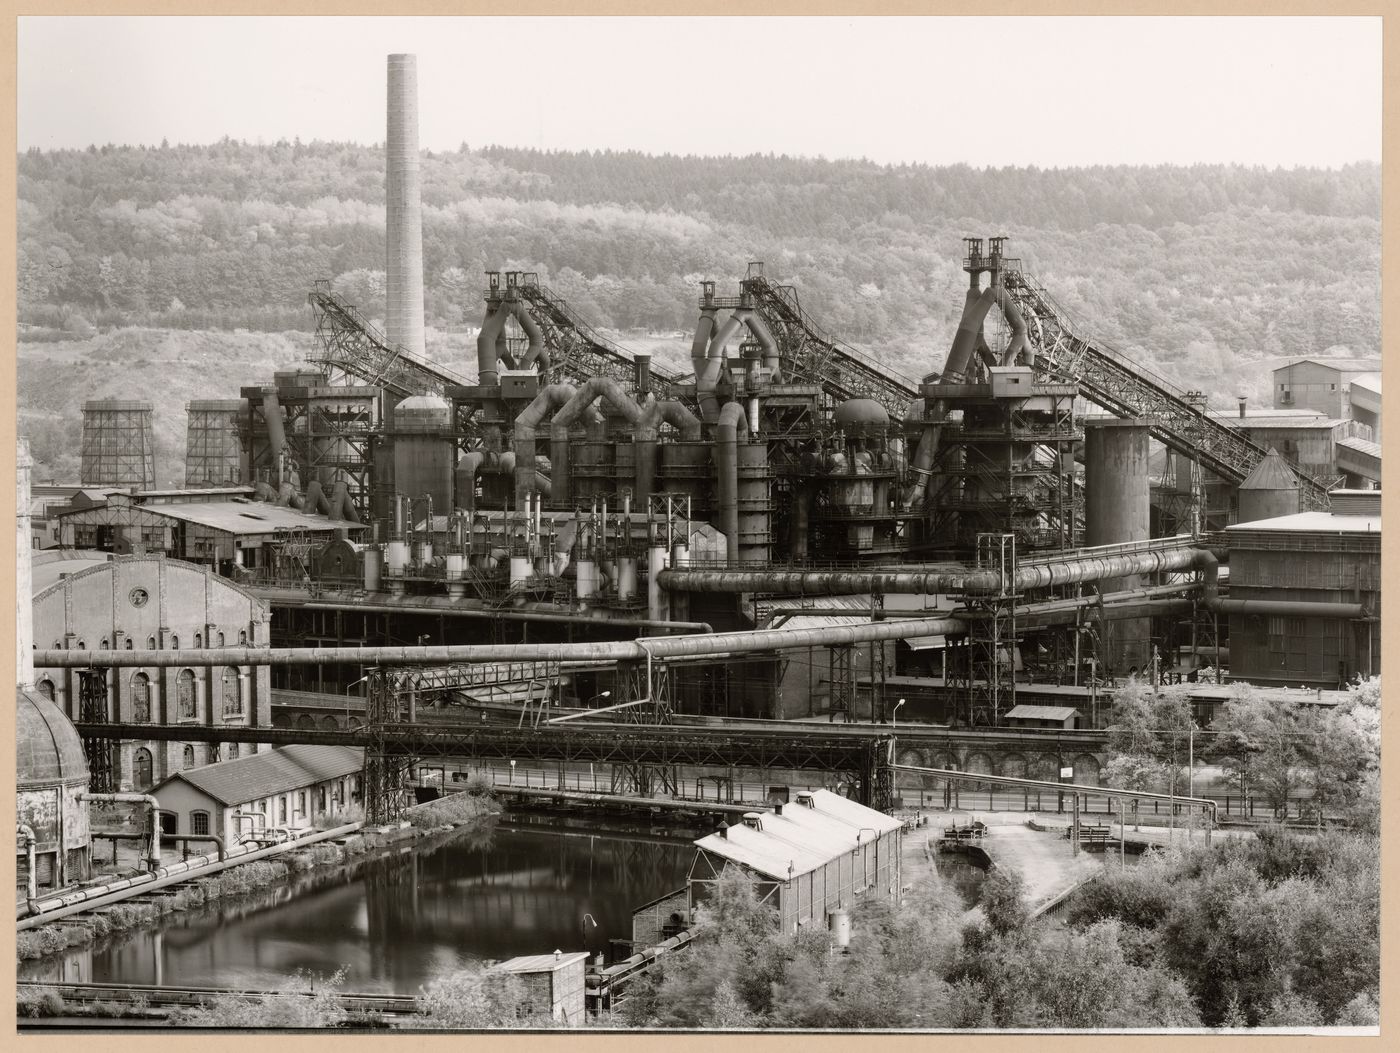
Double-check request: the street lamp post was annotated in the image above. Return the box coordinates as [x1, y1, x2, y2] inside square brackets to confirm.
[587, 691, 612, 709]
[582, 912, 597, 953]
[892, 698, 906, 729]
[509, 759, 517, 786]
[346, 674, 370, 728]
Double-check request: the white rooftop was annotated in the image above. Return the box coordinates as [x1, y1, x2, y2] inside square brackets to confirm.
[1225, 511, 1381, 534]
[693, 788, 902, 882]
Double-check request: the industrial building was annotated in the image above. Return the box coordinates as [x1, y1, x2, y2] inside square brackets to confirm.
[24, 52, 1382, 835]
[151, 743, 364, 844]
[1272, 356, 1382, 438]
[31, 549, 274, 791]
[687, 789, 903, 933]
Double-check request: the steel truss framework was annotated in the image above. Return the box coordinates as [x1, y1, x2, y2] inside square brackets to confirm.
[964, 533, 1019, 728]
[73, 719, 899, 809]
[78, 670, 117, 794]
[306, 281, 468, 399]
[1002, 267, 1331, 510]
[737, 264, 919, 420]
[506, 272, 686, 398]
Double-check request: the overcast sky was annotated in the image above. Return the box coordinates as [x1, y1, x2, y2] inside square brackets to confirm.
[18, 16, 1381, 168]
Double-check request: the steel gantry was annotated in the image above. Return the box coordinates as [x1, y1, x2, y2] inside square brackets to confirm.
[78, 669, 117, 794]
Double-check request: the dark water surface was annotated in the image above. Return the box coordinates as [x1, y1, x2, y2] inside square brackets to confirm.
[20, 819, 695, 996]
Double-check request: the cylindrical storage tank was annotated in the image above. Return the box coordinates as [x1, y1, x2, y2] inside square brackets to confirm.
[414, 539, 434, 567]
[737, 440, 772, 564]
[634, 353, 652, 397]
[509, 555, 532, 586]
[617, 556, 638, 602]
[444, 552, 467, 599]
[829, 908, 851, 949]
[576, 558, 597, 604]
[364, 546, 382, 592]
[1237, 448, 1301, 524]
[386, 540, 409, 575]
[392, 395, 454, 514]
[1084, 419, 1152, 673]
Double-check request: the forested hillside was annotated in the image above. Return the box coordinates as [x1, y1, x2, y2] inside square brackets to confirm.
[17, 141, 1380, 484]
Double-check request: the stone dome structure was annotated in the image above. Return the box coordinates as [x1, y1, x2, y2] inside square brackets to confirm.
[17, 685, 92, 890]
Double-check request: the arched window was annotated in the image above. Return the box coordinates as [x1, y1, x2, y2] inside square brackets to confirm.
[147, 636, 156, 650]
[227, 742, 239, 760]
[170, 634, 179, 650]
[191, 810, 210, 836]
[194, 632, 203, 649]
[182, 745, 195, 769]
[37, 679, 55, 701]
[100, 637, 109, 650]
[238, 629, 247, 645]
[131, 673, 151, 722]
[217, 632, 225, 647]
[222, 667, 243, 717]
[77, 640, 86, 650]
[133, 747, 153, 790]
[125, 639, 134, 650]
[177, 669, 197, 720]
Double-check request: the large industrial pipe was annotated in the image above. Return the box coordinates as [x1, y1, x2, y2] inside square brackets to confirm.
[43, 615, 968, 668]
[550, 379, 645, 505]
[945, 286, 998, 385]
[716, 401, 748, 563]
[261, 390, 287, 488]
[476, 303, 509, 388]
[513, 301, 548, 371]
[455, 451, 486, 512]
[701, 310, 748, 421]
[690, 306, 720, 420]
[994, 286, 1030, 365]
[305, 479, 332, 516]
[745, 312, 781, 379]
[636, 399, 702, 499]
[514, 384, 576, 508]
[329, 480, 360, 524]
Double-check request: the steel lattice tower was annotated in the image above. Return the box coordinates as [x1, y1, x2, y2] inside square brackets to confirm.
[80, 400, 156, 490]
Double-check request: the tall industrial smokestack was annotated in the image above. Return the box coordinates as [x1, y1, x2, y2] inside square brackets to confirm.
[16, 439, 34, 689]
[386, 53, 426, 358]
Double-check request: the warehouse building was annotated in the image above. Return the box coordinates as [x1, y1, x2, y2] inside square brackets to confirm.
[687, 789, 903, 934]
[1224, 490, 1380, 689]
[151, 743, 364, 845]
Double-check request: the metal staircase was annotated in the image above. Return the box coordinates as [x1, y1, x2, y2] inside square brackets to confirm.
[307, 281, 469, 399]
[1002, 268, 1332, 511]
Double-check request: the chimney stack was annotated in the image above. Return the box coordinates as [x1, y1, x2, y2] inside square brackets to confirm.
[386, 54, 426, 358]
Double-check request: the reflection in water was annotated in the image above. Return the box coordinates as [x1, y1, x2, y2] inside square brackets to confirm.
[20, 820, 695, 996]
[933, 855, 988, 909]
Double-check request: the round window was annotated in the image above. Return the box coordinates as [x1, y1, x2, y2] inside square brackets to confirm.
[129, 587, 149, 608]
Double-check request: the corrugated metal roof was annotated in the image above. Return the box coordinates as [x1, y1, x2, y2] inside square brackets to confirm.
[30, 552, 111, 595]
[1337, 435, 1382, 458]
[1273, 357, 1383, 374]
[143, 501, 366, 536]
[1226, 511, 1381, 534]
[155, 744, 363, 806]
[500, 952, 590, 974]
[774, 594, 871, 631]
[1005, 705, 1079, 721]
[692, 788, 902, 881]
[1239, 448, 1300, 491]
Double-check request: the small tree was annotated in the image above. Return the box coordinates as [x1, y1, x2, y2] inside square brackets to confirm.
[1209, 683, 1308, 816]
